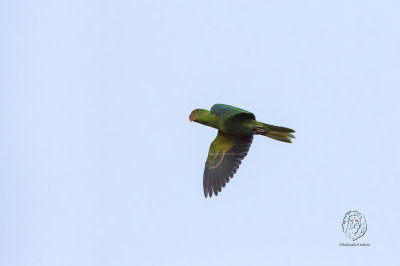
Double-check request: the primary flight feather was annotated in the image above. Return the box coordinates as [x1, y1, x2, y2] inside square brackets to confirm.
[189, 104, 295, 198]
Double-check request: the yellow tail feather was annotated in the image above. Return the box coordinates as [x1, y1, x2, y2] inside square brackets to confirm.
[266, 131, 295, 143]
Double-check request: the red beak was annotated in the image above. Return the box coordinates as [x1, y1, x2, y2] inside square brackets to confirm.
[189, 113, 195, 122]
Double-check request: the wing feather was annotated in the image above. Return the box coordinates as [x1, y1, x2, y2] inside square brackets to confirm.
[203, 131, 253, 197]
[210, 104, 256, 120]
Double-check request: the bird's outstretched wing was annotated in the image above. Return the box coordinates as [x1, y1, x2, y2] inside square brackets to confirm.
[211, 104, 256, 120]
[203, 131, 253, 197]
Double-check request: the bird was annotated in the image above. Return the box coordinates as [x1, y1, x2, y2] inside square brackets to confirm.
[189, 103, 295, 198]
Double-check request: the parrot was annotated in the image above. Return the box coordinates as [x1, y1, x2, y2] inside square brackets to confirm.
[189, 103, 295, 198]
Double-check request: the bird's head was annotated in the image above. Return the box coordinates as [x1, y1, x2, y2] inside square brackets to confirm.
[189, 109, 209, 123]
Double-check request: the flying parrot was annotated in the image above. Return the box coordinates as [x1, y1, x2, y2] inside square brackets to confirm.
[189, 104, 295, 198]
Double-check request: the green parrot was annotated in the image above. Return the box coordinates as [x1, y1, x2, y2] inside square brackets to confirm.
[189, 104, 295, 198]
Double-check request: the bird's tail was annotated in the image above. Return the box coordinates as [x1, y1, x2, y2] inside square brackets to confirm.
[253, 122, 295, 143]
